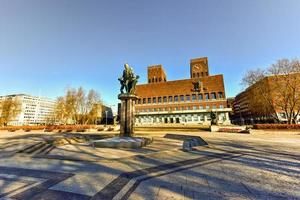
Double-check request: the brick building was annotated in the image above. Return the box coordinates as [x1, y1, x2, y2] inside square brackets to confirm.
[233, 73, 300, 124]
[134, 57, 231, 125]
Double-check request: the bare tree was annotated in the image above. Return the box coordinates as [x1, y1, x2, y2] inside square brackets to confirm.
[241, 58, 300, 124]
[267, 59, 300, 124]
[54, 87, 102, 125]
[0, 98, 21, 126]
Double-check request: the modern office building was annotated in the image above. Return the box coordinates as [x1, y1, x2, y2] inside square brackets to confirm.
[0, 94, 56, 125]
[134, 57, 231, 125]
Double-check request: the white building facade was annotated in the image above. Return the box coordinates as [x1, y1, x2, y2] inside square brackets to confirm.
[0, 94, 56, 125]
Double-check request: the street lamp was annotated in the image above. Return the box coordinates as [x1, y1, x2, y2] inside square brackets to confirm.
[105, 110, 108, 127]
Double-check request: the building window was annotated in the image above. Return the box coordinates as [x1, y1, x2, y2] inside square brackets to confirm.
[182, 106, 185, 110]
[138, 99, 141, 104]
[205, 93, 209, 100]
[159, 77, 162, 82]
[192, 94, 196, 102]
[155, 78, 158, 82]
[186, 95, 190, 102]
[143, 98, 146, 104]
[219, 105, 224, 108]
[163, 96, 167, 103]
[193, 73, 195, 78]
[198, 94, 203, 101]
[199, 105, 204, 110]
[158, 97, 162, 103]
[211, 92, 216, 100]
[148, 98, 151, 104]
[168, 96, 173, 102]
[174, 96, 178, 102]
[153, 97, 156, 103]
[180, 95, 184, 102]
[175, 107, 178, 111]
[149, 79, 151, 83]
[212, 105, 216, 109]
[193, 115, 198, 121]
[218, 92, 223, 98]
[197, 72, 200, 77]
[206, 105, 210, 109]
[193, 106, 197, 110]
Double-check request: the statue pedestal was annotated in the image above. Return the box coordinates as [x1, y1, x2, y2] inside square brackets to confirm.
[118, 93, 138, 137]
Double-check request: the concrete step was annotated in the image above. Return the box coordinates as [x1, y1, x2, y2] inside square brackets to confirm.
[17, 142, 43, 154]
[25, 142, 47, 154]
[34, 143, 53, 155]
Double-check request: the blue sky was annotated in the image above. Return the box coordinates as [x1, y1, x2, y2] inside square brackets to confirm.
[1, 0, 300, 107]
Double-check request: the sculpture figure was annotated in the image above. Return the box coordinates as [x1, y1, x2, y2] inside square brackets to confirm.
[192, 80, 201, 92]
[118, 63, 139, 94]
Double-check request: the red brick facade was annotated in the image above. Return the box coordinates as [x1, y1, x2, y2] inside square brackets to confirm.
[134, 57, 231, 125]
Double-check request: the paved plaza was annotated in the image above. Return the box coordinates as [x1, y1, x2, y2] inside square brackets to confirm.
[0, 130, 299, 200]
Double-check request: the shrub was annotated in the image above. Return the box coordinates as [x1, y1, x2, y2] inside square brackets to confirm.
[253, 124, 300, 129]
[76, 129, 86, 132]
[218, 128, 242, 133]
[107, 127, 114, 131]
[97, 127, 104, 131]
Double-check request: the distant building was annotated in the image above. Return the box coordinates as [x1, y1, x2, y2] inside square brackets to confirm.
[99, 105, 114, 125]
[233, 73, 300, 124]
[0, 94, 55, 125]
[134, 57, 231, 125]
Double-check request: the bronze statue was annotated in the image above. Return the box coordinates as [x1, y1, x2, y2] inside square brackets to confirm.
[192, 80, 201, 92]
[118, 63, 139, 94]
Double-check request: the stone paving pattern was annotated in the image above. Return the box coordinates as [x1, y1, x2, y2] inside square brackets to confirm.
[0, 130, 299, 199]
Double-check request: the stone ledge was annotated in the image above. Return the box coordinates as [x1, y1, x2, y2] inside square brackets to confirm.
[91, 137, 153, 148]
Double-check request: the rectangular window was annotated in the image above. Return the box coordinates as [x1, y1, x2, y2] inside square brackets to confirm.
[219, 105, 224, 108]
[168, 96, 173, 102]
[212, 105, 216, 109]
[174, 96, 178, 102]
[193, 106, 197, 110]
[158, 97, 162, 103]
[206, 105, 210, 109]
[218, 92, 223, 98]
[163, 96, 167, 103]
[192, 94, 196, 101]
[205, 93, 209, 100]
[211, 92, 216, 100]
[199, 105, 204, 110]
[193, 115, 198, 121]
[199, 114, 204, 121]
[138, 99, 141, 104]
[143, 98, 146, 104]
[198, 94, 203, 101]
[153, 97, 156, 103]
[148, 98, 151, 104]
[180, 95, 184, 102]
[186, 95, 190, 102]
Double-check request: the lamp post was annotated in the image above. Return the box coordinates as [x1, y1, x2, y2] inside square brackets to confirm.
[105, 110, 108, 127]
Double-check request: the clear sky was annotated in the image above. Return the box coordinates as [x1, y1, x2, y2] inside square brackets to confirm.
[1, 0, 300, 108]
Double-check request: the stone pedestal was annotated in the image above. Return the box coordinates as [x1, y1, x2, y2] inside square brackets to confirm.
[118, 93, 138, 137]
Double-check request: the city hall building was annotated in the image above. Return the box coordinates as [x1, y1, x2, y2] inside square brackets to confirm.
[134, 57, 231, 125]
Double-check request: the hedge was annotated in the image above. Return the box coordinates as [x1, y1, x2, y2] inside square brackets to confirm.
[0, 125, 97, 131]
[253, 124, 300, 129]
